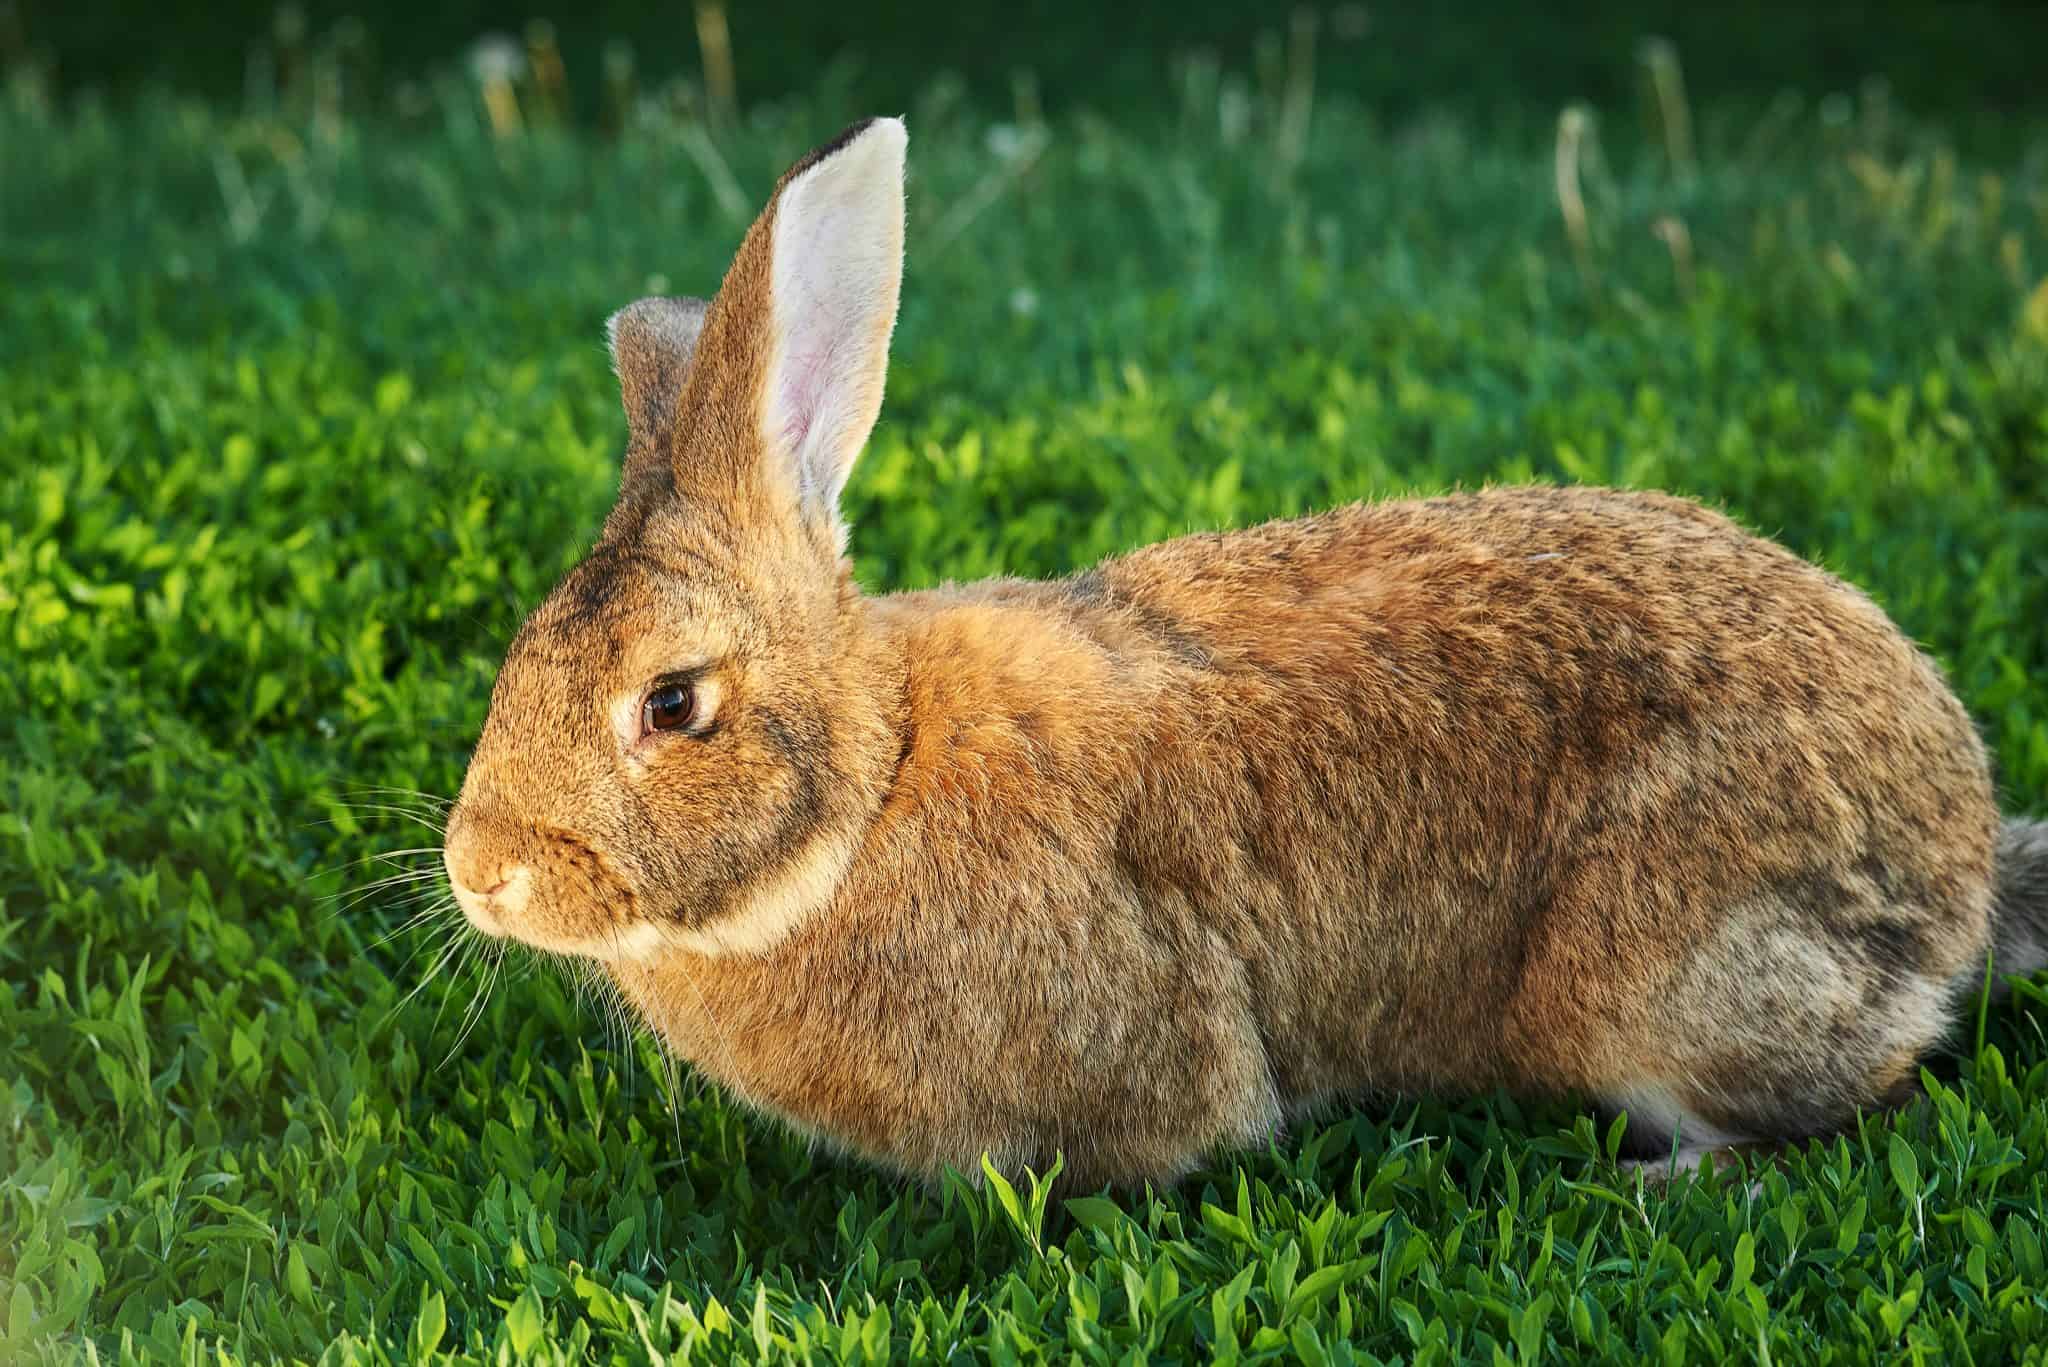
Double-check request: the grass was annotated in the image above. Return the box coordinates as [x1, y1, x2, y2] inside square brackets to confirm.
[6, 25, 2048, 1364]
[28, 2, 2048, 137]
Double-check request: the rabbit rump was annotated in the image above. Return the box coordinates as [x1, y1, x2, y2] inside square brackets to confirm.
[441, 118, 2048, 1187]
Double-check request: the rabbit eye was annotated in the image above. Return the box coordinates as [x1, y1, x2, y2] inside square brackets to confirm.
[643, 682, 698, 734]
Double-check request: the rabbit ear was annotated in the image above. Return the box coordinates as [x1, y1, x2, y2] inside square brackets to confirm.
[756, 118, 906, 538]
[607, 296, 709, 506]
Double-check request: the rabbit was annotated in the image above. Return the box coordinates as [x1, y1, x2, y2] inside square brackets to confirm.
[440, 116, 2048, 1188]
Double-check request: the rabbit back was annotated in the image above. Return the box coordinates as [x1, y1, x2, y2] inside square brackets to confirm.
[1090, 484, 1996, 1140]
[612, 485, 1998, 1181]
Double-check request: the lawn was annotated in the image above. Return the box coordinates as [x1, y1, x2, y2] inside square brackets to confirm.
[6, 13, 2048, 1363]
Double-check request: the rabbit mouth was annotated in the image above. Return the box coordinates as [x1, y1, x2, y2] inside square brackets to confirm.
[442, 809, 673, 961]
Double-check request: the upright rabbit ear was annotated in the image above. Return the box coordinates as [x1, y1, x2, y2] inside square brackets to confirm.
[606, 296, 709, 509]
[755, 118, 906, 541]
[658, 119, 906, 549]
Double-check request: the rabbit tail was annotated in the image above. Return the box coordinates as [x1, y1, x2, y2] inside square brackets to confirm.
[1986, 819, 2048, 987]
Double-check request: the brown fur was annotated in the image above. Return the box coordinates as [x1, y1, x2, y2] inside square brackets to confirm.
[442, 121, 2045, 1188]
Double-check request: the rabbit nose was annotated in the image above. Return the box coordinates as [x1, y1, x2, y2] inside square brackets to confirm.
[445, 856, 533, 933]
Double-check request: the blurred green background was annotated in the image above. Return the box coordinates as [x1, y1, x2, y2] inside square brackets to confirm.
[25, 0, 2048, 125]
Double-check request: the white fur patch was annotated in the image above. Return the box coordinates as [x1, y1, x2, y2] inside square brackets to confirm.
[1611, 1081, 1748, 1154]
[763, 118, 906, 528]
[461, 826, 854, 965]
[603, 922, 672, 960]
[655, 826, 858, 959]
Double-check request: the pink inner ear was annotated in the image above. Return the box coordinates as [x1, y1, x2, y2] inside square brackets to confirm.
[776, 343, 831, 472]
[762, 119, 905, 519]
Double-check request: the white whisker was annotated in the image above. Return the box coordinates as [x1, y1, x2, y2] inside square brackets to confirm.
[321, 870, 448, 922]
[644, 919, 748, 1093]
[366, 897, 460, 952]
[427, 933, 487, 1044]
[321, 801, 450, 833]
[381, 924, 470, 1032]
[303, 845, 445, 887]
[442, 945, 504, 1069]
[338, 785, 454, 811]
[324, 865, 442, 899]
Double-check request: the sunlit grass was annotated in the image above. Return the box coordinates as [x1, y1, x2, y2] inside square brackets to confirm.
[5, 24, 2048, 1363]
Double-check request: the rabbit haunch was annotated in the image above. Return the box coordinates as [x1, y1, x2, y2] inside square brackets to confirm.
[441, 117, 2048, 1186]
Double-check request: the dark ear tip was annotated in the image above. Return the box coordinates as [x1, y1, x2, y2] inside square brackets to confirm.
[779, 116, 905, 187]
[815, 116, 879, 159]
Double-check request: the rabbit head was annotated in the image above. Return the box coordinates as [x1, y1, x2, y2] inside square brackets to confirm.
[441, 118, 907, 960]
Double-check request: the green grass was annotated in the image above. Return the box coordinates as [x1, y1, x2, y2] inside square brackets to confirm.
[6, 36, 2048, 1364]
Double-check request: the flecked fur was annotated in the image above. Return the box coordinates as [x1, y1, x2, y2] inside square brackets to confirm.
[442, 120, 2047, 1187]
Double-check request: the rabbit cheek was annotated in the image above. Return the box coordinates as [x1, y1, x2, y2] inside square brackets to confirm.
[520, 837, 653, 958]
[633, 703, 854, 955]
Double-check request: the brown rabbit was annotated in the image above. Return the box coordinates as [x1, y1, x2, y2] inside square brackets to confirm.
[441, 118, 2048, 1187]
